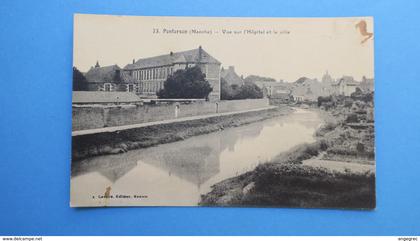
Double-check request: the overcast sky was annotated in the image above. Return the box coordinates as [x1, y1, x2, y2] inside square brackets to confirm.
[74, 14, 374, 82]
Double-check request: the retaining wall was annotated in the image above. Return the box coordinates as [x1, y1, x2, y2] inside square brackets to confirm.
[72, 98, 269, 131]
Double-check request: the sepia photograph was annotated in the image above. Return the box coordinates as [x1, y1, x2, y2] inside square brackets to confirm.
[70, 14, 375, 209]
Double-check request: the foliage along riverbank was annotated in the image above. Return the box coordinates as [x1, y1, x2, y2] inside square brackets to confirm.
[200, 93, 375, 209]
[72, 106, 293, 161]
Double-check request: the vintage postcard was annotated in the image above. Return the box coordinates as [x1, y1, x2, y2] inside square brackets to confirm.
[71, 14, 375, 209]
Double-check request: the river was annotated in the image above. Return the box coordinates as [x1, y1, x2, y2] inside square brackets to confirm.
[70, 108, 322, 206]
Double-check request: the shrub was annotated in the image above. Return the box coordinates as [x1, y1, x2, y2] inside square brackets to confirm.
[157, 66, 213, 99]
[346, 114, 358, 123]
[234, 82, 263, 99]
[221, 80, 263, 100]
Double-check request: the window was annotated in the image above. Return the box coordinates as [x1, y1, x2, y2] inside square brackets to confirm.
[104, 83, 112, 92]
[128, 84, 134, 92]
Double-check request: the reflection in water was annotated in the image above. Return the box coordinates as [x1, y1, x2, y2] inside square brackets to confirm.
[70, 108, 321, 206]
[145, 146, 219, 187]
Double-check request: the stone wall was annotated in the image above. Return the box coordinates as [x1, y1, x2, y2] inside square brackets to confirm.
[72, 98, 269, 131]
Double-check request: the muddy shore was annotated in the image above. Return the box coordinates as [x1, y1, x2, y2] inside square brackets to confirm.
[72, 105, 293, 161]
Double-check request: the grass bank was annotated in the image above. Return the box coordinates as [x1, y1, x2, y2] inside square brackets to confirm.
[200, 107, 376, 209]
[199, 163, 375, 209]
[72, 106, 293, 161]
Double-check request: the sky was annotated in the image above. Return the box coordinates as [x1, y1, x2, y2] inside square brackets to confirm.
[73, 14, 374, 82]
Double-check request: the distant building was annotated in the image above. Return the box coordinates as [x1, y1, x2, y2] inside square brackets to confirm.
[334, 76, 360, 96]
[220, 66, 244, 86]
[321, 71, 335, 96]
[124, 46, 221, 101]
[269, 87, 292, 103]
[291, 77, 323, 101]
[360, 76, 374, 92]
[244, 75, 277, 89]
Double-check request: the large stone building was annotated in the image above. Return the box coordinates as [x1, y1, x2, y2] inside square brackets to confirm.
[83, 47, 222, 101]
[123, 46, 221, 101]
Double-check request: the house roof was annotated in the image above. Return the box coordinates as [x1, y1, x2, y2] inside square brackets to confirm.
[120, 70, 136, 83]
[72, 91, 141, 104]
[273, 88, 291, 94]
[124, 47, 221, 70]
[85, 65, 121, 83]
[335, 76, 359, 86]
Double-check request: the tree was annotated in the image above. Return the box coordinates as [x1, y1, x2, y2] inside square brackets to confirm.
[234, 82, 263, 99]
[351, 87, 373, 103]
[221, 79, 263, 100]
[73, 67, 88, 91]
[157, 66, 213, 99]
[221, 78, 236, 100]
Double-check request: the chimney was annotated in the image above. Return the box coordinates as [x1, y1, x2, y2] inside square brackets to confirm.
[95, 61, 100, 68]
[170, 51, 173, 56]
[228, 66, 235, 72]
[132, 59, 135, 64]
[198, 45, 203, 63]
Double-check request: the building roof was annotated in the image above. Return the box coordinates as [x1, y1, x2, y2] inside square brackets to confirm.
[220, 66, 244, 86]
[120, 70, 136, 83]
[273, 88, 291, 94]
[85, 64, 121, 83]
[72, 91, 141, 104]
[335, 76, 359, 86]
[124, 47, 221, 70]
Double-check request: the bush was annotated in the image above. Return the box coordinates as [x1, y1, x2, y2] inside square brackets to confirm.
[157, 66, 212, 99]
[247, 163, 376, 209]
[220, 78, 235, 100]
[221, 80, 263, 100]
[346, 114, 358, 123]
[73, 67, 88, 91]
[236, 82, 263, 99]
[315, 121, 339, 136]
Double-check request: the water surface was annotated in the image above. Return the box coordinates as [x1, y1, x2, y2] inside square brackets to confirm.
[70, 108, 321, 206]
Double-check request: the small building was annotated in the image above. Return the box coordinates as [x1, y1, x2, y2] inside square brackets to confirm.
[291, 77, 322, 102]
[269, 88, 292, 104]
[334, 76, 360, 96]
[84, 63, 124, 92]
[220, 66, 244, 87]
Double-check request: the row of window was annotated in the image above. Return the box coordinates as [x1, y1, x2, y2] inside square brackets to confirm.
[139, 81, 164, 93]
[101, 82, 164, 93]
[132, 67, 173, 81]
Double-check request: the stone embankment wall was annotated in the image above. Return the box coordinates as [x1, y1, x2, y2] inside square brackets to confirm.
[72, 98, 269, 131]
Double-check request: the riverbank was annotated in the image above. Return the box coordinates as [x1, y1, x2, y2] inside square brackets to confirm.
[72, 105, 293, 161]
[200, 103, 376, 209]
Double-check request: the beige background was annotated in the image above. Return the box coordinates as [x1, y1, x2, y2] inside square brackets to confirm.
[73, 14, 374, 82]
